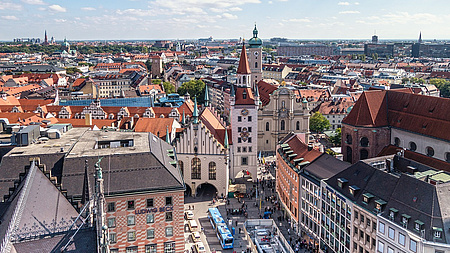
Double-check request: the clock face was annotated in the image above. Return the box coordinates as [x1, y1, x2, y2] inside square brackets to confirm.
[241, 109, 249, 116]
[254, 51, 259, 57]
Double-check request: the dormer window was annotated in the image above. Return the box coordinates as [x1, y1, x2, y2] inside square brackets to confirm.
[362, 192, 374, 204]
[389, 208, 398, 220]
[243, 91, 247, 99]
[414, 220, 424, 231]
[375, 199, 387, 211]
[402, 214, 411, 226]
[433, 227, 443, 239]
[349, 185, 360, 196]
[337, 178, 348, 189]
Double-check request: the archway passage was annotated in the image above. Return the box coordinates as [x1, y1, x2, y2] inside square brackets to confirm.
[185, 184, 192, 197]
[234, 169, 253, 184]
[196, 183, 219, 200]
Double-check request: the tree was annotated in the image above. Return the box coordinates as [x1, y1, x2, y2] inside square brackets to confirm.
[329, 128, 342, 147]
[162, 82, 175, 94]
[309, 112, 330, 133]
[430, 78, 450, 98]
[177, 80, 206, 104]
[65, 67, 82, 75]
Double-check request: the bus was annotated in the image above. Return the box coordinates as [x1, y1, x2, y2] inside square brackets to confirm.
[207, 208, 234, 249]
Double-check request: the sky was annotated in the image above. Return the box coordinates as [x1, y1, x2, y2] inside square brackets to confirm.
[1, 0, 450, 41]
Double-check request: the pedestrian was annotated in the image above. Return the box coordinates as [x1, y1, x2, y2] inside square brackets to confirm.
[288, 228, 290, 235]
[192, 205, 194, 210]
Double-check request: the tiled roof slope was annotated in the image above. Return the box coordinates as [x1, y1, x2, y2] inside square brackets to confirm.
[257, 80, 277, 106]
[235, 87, 255, 105]
[237, 44, 251, 75]
[342, 90, 388, 127]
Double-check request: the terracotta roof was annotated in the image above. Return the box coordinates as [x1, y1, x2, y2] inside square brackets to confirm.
[315, 100, 354, 115]
[199, 107, 230, 146]
[18, 99, 53, 106]
[285, 134, 322, 162]
[72, 78, 86, 87]
[257, 80, 278, 106]
[56, 118, 116, 128]
[342, 90, 388, 127]
[236, 44, 251, 74]
[234, 87, 255, 105]
[134, 118, 174, 138]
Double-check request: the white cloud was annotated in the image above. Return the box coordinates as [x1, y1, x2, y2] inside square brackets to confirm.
[357, 12, 449, 26]
[0, 2, 23, 10]
[149, 0, 260, 15]
[49, 4, 66, 12]
[338, 2, 350, 5]
[339, 10, 360, 14]
[278, 0, 288, 1]
[286, 18, 311, 23]
[116, 9, 156, 16]
[229, 7, 242, 11]
[2, 15, 19, 20]
[21, 0, 45, 5]
[222, 13, 238, 19]
[81, 7, 96, 11]
[268, 0, 273, 3]
[354, 2, 360, 5]
[54, 18, 67, 23]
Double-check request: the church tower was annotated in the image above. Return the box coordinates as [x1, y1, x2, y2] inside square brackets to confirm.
[248, 24, 263, 89]
[230, 43, 259, 182]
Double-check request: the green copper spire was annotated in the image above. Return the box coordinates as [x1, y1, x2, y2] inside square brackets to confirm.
[166, 126, 170, 143]
[182, 109, 186, 125]
[204, 84, 210, 107]
[224, 129, 229, 149]
[193, 97, 199, 124]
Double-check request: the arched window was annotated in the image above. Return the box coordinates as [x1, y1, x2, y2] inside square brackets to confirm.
[255, 62, 258, 68]
[360, 149, 369, 160]
[426, 146, 435, 157]
[446, 152, 450, 163]
[360, 137, 369, 147]
[296, 121, 300, 131]
[191, 158, 201, 179]
[409, 142, 417, 151]
[346, 134, 352, 144]
[266, 122, 270, 131]
[346, 146, 353, 163]
[281, 120, 285, 131]
[178, 160, 184, 176]
[209, 162, 216, 180]
[282, 101, 286, 108]
[394, 137, 400, 147]
[243, 76, 246, 84]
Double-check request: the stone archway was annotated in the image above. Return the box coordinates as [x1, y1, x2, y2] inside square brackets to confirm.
[185, 184, 192, 197]
[196, 183, 219, 200]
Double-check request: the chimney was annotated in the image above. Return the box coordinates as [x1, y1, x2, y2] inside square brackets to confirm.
[85, 113, 93, 126]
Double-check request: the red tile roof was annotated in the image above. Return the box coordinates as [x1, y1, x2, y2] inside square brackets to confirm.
[237, 44, 251, 74]
[134, 118, 174, 137]
[342, 90, 388, 127]
[257, 80, 278, 106]
[235, 87, 255, 105]
[286, 134, 322, 162]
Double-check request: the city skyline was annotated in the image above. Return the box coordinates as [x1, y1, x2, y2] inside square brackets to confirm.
[1, 0, 450, 41]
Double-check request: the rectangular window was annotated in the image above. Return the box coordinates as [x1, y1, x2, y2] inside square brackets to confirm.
[147, 229, 155, 239]
[166, 211, 173, 221]
[354, 226, 358, 235]
[107, 202, 115, 212]
[249, 147, 252, 152]
[238, 116, 242, 122]
[377, 241, 384, 253]
[248, 137, 252, 143]
[248, 127, 252, 132]
[248, 116, 252, 122]
[238, 127, 242, 132]
[126, 246, 138, 253]
[373, 221, 377, 231]
[166, 196, 173, 206]
[387, 247, 394, 253]
[127, 215, 135, 226]
[409, 240, 417, 252]
[147, 198, 154, 208]
[378, 222, 385, 234]
[127, 231, 136, 241]
[109, 233, 117, 244]
[241, 157, 248, 165]
[360, 229, 364, 239]
[147, 213, 155, 223]
[127, 200, 135, 210]
[145, 244, 157, 253]
[165, 227, 173, 237]
[354, 211, 359, 220]
[361, 214, 364, 224]
[388, 227, 395, 240]
[238, 137, 242, 143]
[164, 242, 175, 253]
[398, 233, 406, 246]
[243, 147, 247, 152]
[237, 147, 241, 152]
[107, 217, 116, 228]
[410, 239, 417, 252]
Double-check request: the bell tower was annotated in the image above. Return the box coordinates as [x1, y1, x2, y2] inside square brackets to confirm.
[248, 24, 263, 88]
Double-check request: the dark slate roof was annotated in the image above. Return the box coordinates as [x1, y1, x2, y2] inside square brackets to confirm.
[302, 153, 350, 181]
[17, 65, 65, 73]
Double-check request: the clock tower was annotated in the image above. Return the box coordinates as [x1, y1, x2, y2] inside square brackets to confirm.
[230, 42, 259, 182]
[248, 24, 263, 89]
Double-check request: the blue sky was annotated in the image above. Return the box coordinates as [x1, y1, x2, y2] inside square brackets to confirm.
[0, 0, 449, 41]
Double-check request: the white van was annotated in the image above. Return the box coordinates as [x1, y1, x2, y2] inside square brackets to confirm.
[188, 220, 199, 232]
[190, 231, 201, 243]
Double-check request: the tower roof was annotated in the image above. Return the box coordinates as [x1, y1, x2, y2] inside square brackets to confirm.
[237, 44, 251, 74]
[249, 24, 263, 48]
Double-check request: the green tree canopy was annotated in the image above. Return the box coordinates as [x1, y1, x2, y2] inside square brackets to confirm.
[177, 80, 206, 104]
[430, 78, 450, 98]
[329, 128, 342, 147]
[151, 79, 175, 94]
[309, 112, 330, 133]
